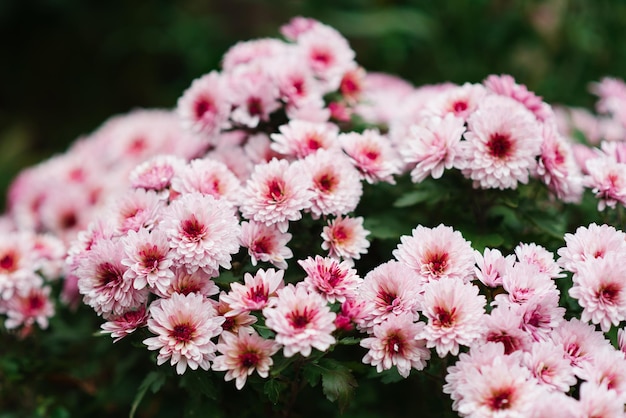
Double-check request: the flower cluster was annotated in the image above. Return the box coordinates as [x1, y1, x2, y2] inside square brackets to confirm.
[4, 15, 626, 417]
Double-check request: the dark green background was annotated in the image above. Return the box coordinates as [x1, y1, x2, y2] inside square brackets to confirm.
[2, 0, 626, 209]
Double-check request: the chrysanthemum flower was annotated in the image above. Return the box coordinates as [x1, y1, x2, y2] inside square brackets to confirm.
[121, 227, 174, 295]
[77, 238, 148, 316]
[522, 340, 577, 393]
[484, 74, 554, 123]
[583, 156, 626, 211]
[215, 298, 257, 335]
[495, 262, 557, 306]
[338, 129, 402, 184]
[144, 292, 225, 375]
[240, 221, 293, 270]
[361, 313, 430, 378]
[577, 381, 625, 418]
[401, 113, 466, 182]
[220, 268, 285, 317]
[357, 261, 422, 330]
[156, 267, 219, 298]
[578, 346, 626, 401]
[177, 71, 230, 140]
[0, 234, 36, 300]
[393, 224, 475, 284]
[514, 242, 564, 279]
[108, 189, 164, 234]
[129, 155, 186, 197]
[270, 120, 339, 159]
[228, 67, 281, 129]
[516, 292, 565, 342]
[423, 82, 486, 121]
[481, 304, 532, 354]
[321, 216, 370, 262]
[240, 158, 314, 233]
[161, 192, 241, 276]
[420, 279, 486, 357]
[301, 149, 363, 219]
[213, 331, 281, 390]
[460, 95, 543, 190]
[569, 253, 626, 332]
[298, 255, 362, 303]
[557, 223, 626, 274]
[171, 158, 242, 208]
[263, 284, 336, 357]
[473, 247, 515, 288]
[100, 305, 149, 342]
[2, 284, 54, 333]
[222, 38, 288, 72]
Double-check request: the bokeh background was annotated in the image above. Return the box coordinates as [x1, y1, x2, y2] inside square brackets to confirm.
[1, 0, 626, 208]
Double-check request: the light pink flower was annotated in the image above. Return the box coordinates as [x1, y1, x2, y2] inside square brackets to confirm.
[516, 292, 565, 342]
[481, 304, 532, 354]
[220, 268, 285, 317]
[144, 293, 225, 375]
[302, 149, 363, 219]
[584, 156, 626, 210]
[522, 340, 577, 393]
[0, 234, 36, 300]
[270, 56, 321, 108]
[423, 82, 487, 121]
[514, 242, 564, 279]
[557, 223, 626, 274]
[393, 224, 475, 284]
[339, 129, 402, 184]
[569, 253, 626, 332]
[222, 38, 288, 72]
[240, 221, 293, 270]
[129, 155, 186, 197]
[280, 16, 319, 41]
[228, 67, 281, 128]
[401, 114, 466, 182]
[100, 305, 149, 342]
[361, 313, 430, 378]
[484, 74, 553, 123]
[357, 261, 422, 330]
[156, 267, 219, 298]
[495, 262, 557, 306]
[578, 381, 625, 418]
[335, 297, 367, 332]
[298, 255, 362, 303]
[107, 189, 164, 234]
[77, 238, 148, 316]
[213, 331, 280, 390]
[456, 356, 540, 418]
[270, 120, 339, 159]
[578, 346, 626, 402]
[474, 247, 516, 288]
[420, 279, 486, 357]
[162, 193, 241, 276]
[177, 71, 230, 140]
[460, 95, 543, 189]
[240, 158, 314, 233]
[2, 284, 54, 332]
[121, 227, 174, 294]
[171, 158, 242, 208]
[215, 298, 257, 336]
[321, 215, 370, 262]
[263, 284, 336, 357]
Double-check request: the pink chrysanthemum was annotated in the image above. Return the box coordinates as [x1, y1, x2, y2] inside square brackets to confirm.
[171, 158, 242, 208]
[569, 253, 626, 332]
[213, 331, 281, 390]
[514, 242, 564, 279]
[481, 304, 532, 354]
[557, 223, 626, 274]
[460, 95, 543, 189]
[522, 340, 577, 393]
[2, 284, 54, 333]
[215, 298, 257, 335]
[583, 156, 626, 210]
[578, 381, 625, 418]
[77, 238, 149, 316]
[321, 215, 370, 262]
[423, 82, 487, 121]
[100, 305, 149, 342]
[339, 129, 402, 184]
[177, 71, 230, 140]
[515, 292, 565, 342]
[121, 227, 174, 295]
[361, 313, 430, 378]
[228, 68, 281, 129]
[301, 149, 363, 219]
[129, 155, 186, 197]
[240, 221, 293, 270]
[270, 120, 339, 159]
[484, 74, 554, 123]
[156, 267, 219, 298]
[335, 297, 367, 332]
[495, 262, 557, 306]
[456, 356, 540, 418]
[298, 255, 362, 303]
[220, 268, 285, 317]
[0, 234, 36, 300]
[393, 224, 475, 284]
[144, 293, 225, 375]
[401, 114, 466, 182]
[263, 284, 336, 357]
[240, 158, 314, 233]
[108, 189, 164, 234]
[419, 279, 486, 357]
[357, 261, 422, 329]
[474, 247, 516, 288]
[578, 346, 626, 401]
[161, 192, 241, 276]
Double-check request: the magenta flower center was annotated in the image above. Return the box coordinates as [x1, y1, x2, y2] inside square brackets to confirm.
[194, 97, 215, 119]
[433, 306, 456, 328]
[267, 179, 286, 202]
[322, 266, 344, 288]
[181, 216, 206, 241]
[386, 333, 404, 354]
[247, 97, 263, 116]
[96, 262, 124, 286]
[61, 212, 78, 229]
[425, 251, 449, 276]
[240, 351, 260, 368]
[452, 100, 468, 114]
[487, 133, 513, 159]
[487, 387, 513, 410]
[317, 173, 337, 193]
[311, 48, 332, 66]
[28, 294, 45, 312]
[486, 332, 520, 355]
[248, 285, 268, 304]
[0, 252, 17, 272]
[171, 323, 194, 343]
[377, 289, 397, 309]
[597, 283, 620, 304]
[288, 308, 314, 329]
[141, 245, 163, 270]
[340, 75, 359, 96]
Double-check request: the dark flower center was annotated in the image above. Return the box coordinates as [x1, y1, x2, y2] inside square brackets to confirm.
[487, 133, 512, 159]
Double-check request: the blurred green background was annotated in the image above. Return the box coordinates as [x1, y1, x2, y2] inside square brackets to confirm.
[1, 0, 626, 210]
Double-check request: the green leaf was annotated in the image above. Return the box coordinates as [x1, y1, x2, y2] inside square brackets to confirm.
[319, 359, 357, 411]
[337, 336, 361, 345]
[213, 270, 240, 286]
[263, 379, 287, 405]
[393, 190, 433, 208]
[302, 362, 322, 387]
[130, 371, 166, 418]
